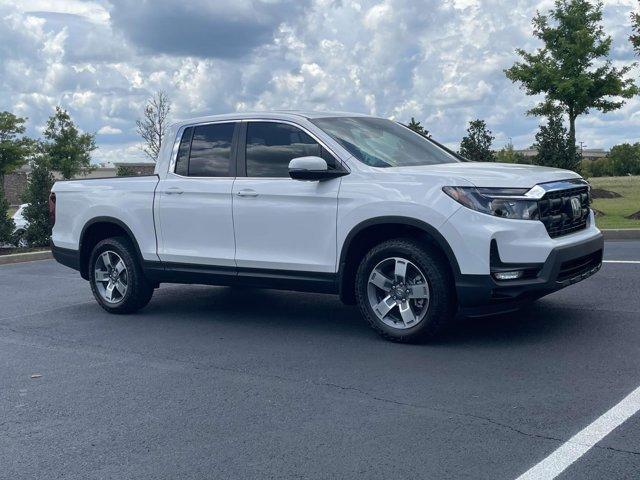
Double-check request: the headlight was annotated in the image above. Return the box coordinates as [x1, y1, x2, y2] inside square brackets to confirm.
[443, 186, 539, 220]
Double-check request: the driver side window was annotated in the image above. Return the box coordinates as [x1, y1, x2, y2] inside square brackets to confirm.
[245, 122, 337, 177]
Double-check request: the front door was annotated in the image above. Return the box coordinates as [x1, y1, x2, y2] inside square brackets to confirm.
[156, 122, 238, 266]
[232, 121, 342, 273]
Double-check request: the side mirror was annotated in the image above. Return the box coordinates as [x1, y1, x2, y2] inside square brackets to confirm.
[288, 156, 347, 181]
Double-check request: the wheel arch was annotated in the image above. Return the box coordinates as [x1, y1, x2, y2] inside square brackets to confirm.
[79, 216, 144, 280]
[338, 216, 460, 304]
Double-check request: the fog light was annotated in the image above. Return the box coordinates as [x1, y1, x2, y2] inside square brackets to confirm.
[493, 270, 524, 281]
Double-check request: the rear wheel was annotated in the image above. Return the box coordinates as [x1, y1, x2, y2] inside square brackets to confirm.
[89, 237, 153, 314]
[355, 238, 455, 342]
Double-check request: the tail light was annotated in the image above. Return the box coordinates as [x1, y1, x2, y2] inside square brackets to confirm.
[48, 192, 56, 226]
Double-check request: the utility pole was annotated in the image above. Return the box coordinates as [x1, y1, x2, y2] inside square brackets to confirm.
[579, 141, 586, 155]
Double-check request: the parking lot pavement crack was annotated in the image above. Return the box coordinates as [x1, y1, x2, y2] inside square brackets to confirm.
[594, 445, 640, 456]
[3, 322, 639, 457]
[320, 381, 566, 442]
[319, 381, 640, 457]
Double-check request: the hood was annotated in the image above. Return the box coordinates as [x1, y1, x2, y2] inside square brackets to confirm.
[386, 162, 581, 188]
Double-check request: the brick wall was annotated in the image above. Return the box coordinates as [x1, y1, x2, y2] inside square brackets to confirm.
[2, 172, 28, 206]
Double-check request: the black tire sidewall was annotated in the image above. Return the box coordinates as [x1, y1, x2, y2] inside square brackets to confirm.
[355, 239, 454, 342]
[89, 237, 151, 314]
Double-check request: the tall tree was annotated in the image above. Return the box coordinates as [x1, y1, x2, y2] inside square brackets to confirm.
[22, 156, 55, 247]
[0, 111, 33, 189]
[534, 113, 581, 171]
[0, 111, 33, 245]
[505, 0, 638, 158]
[406, 117, 430, 138]
[42, 107, 96, 180]
[459, 119, 495, 162]
[136, 91, 171, 162]
[632, 7, 640, 55]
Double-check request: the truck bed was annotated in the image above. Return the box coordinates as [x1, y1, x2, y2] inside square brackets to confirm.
[51, 175, 161, 261]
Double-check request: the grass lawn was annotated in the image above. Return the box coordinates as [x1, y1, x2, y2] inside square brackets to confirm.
[587, 176, 640, 229]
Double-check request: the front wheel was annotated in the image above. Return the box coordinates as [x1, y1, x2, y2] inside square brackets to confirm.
[89, 237, 154, 314]
[355, 239, 455, 342]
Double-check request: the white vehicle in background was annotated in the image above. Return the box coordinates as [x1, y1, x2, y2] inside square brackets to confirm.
[49, 111, 603, 342]
[12, 203, 29, 247]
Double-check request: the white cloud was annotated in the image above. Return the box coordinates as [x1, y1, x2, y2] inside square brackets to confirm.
[0, 0, 638, 164]
[97, 125, 122, 135]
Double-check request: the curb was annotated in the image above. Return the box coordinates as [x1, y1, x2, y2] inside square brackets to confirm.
[602, 229, 640, 241]
[0, 250, 53, 265]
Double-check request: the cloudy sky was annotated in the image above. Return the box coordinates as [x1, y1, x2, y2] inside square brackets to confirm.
[1, 0, 638, 164]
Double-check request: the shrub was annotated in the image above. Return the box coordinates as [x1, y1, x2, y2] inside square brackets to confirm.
[0, 185, 15, 245]
[22, 156, 54, 247]
[608, 143, 640, 176]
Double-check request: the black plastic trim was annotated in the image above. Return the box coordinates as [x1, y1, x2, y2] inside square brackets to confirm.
[457, 233, 604, 316]
[51, 244, 80, 271]
[143, 261, 338, 294]
[289, 168, 349, 181]
[79, 216, 147, 278]
[339, 216, 462, 277]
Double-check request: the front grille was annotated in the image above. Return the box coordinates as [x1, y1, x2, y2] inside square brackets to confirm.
[538, 185, 590, 238]
[557, 250, 602, 283]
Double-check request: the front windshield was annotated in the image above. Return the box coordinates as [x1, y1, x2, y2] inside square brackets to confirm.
[311, 116, 460, 167]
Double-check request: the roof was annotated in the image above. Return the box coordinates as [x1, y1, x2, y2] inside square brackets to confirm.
[170, 110, 372, 129]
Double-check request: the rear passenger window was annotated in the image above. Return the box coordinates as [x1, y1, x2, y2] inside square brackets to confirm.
[173, 123, 236, 177]
[188, 123, 235, 177]
[246, 122, 335, 178]
[174, 127, 192, 176]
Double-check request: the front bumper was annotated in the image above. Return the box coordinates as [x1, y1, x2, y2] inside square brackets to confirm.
[456, 233, 604, 317]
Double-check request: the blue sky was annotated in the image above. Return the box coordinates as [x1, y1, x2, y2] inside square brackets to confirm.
[1, 0, 638, 164]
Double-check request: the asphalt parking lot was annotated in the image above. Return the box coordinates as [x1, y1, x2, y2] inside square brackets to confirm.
[1, 241, 639, 480]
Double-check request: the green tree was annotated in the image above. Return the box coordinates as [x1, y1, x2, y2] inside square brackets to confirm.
[632, 8, 639, 55]
[0, 111, 33, 191]
[533, 113, 581, 171]
[0, 111, 33, 245]
[459, 119, 495, 162]
[607, 143, 640, 175]
[505, 0, 638, 158]
[22, 156, 55, 247]
[0, 187, 14, 244]
[406, 117, 430, 138]
[42, 106, 96, 180]
[495, 143, 529, 164]
[580, 157, 613, 177]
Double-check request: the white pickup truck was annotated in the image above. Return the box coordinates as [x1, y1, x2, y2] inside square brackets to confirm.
[51, 111, 603, 342]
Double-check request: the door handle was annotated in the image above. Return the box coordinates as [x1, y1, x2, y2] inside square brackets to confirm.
[236, 189, 259, 197]
[164, 187, 183, 195]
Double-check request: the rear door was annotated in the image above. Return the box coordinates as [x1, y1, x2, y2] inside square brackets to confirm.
[156, 121, 238, 266]
[232, 120, 342, 273]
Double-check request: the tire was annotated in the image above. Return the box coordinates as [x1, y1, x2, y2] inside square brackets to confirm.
[89, 236, 154, 314]
[355, 238, 455, 342]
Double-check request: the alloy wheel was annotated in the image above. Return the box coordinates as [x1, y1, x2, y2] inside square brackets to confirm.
[94, 250, 128, 304]
[367, 256, 430, 329]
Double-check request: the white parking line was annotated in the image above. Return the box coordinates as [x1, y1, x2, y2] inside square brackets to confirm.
[515, 385, 640, 480]
[603, 260, 640, 264]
